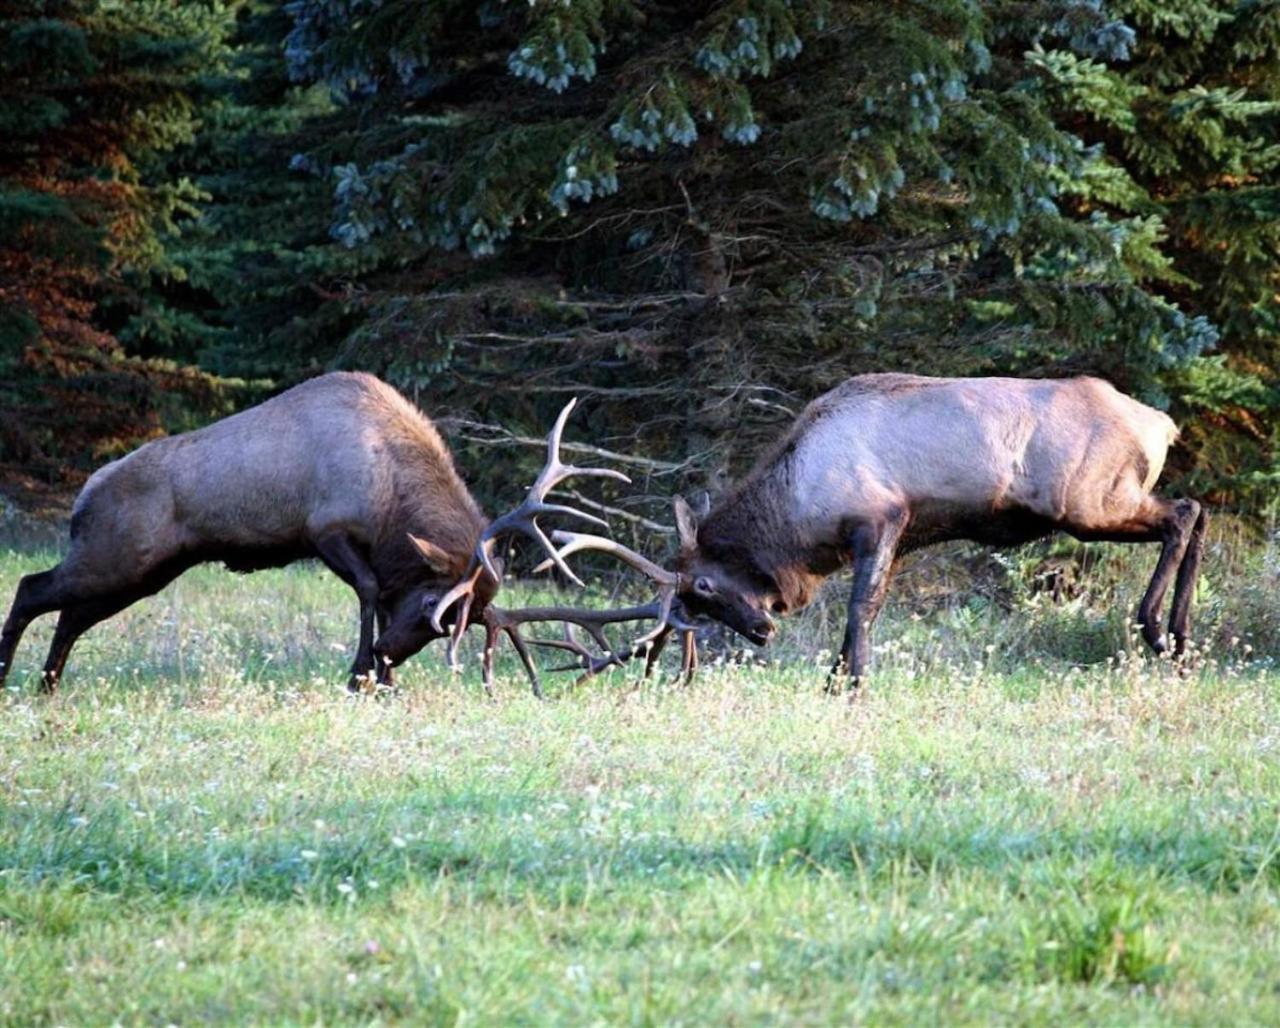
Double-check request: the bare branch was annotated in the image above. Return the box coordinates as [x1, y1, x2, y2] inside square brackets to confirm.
[559, 489, 675, 535]
[438, 416, 685, 473]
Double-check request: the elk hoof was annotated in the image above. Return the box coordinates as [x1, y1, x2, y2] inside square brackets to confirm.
[1140, 623, 1167, 655]
[347, 670, 380, 695]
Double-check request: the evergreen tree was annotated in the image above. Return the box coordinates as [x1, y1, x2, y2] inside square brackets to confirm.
[0, 0, 235, 491]
[145, 0, 364, 384]
[1033, 0, 1280, 505]
[7, 1, 1276, 516]
[277, 0, 1229, 518]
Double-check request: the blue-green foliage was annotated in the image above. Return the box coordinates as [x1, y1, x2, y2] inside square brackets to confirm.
[507, 0, 611, 93]
[1028, 0, 1280, 501]
[214, 0, 1279, 510]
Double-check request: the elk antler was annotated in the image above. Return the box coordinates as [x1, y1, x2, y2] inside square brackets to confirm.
[476, 601, 683, 696]
[429, 400, 630, 657]
[467, 531, 700, 694]
[531, 615, 701, 686]
[524, 530, 701, 685]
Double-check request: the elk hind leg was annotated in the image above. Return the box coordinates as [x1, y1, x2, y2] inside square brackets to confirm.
[40, 595, 132, 692]
[1071, 496, 1199, 655]
[830, 509, 907, 693]
[39, 559, 191, 692]
[1167, 504, 1208, 657]
[1, 567, 72, 688]
[1134, 498, 1200, 655]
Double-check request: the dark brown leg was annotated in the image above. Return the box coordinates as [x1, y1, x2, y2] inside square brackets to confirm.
[1131, 499, 1199, 655]
[374, 605, 395, 687]
[1, 568, 68, 688]
[829, 508, 908, 693]
[312, 533, 381, 691]
[1168, 505, 1208, 656]
[1070, 496, 1200, 655]
[38, 556, 191, 691]
[40, 596, 131, 692]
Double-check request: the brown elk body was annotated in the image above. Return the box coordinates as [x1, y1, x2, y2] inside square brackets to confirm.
[671, 373, 1208, 686]
[0, 372, 497, 691]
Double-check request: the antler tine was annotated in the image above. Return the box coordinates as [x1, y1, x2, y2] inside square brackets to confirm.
[479, 606, 542, 699]
[431, 564, 483, 634]
[643, 624, 673, 677]
[516, 585, 701, 683]
[525, 527, 705, 685]
[441, 587, 475, 671]
[430, 399, 631, 633]
[472, 601, 664, 694]
[535, 399, 633, 494]
[679, 629, 698, 684]
[479, 514, 598, 589]
[534, 620, 700, 687]
[633, 624, 694, 684]
[533, 531, 680, 587]
[474, 401, 630, 584]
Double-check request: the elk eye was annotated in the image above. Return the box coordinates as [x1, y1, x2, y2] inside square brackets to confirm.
[694, 576, 715, 596]
[771, 600, 787, 615]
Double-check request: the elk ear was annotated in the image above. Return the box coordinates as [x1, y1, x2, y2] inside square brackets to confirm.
[691, 489, 712, 519]
[673, 495, 700, 552]
[407, 533, 455, 575]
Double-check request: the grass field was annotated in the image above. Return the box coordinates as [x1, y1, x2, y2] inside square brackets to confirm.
[1, 536, 1278, 1025]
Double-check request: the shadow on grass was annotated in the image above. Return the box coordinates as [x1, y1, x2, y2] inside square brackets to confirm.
[4, 789, 1277, 909]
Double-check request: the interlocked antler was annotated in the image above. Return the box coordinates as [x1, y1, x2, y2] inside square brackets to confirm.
[477, 601, 691, 696]
[523, 530, 701, 685]
[428, 400, 630, 659]
[532, 613, 701, 685]
[425, 401, 698, 693]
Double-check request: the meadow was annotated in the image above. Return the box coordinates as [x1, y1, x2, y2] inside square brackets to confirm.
[1, 524, 1278, 1025]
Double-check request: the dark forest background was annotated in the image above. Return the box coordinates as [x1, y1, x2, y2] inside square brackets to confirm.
[2, 0, 1277, 536]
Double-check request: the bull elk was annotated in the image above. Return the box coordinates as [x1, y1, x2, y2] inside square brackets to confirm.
[542, 373, 1208, 689]
[0, 372, 633, 693]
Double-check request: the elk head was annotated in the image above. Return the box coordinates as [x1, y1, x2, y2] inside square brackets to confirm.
[671, 495, 781, 647]
[380, 399, 632, 692]
[371, 537, 502, 672]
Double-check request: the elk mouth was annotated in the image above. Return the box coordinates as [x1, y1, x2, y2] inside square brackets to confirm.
[745, 624, 775, 646]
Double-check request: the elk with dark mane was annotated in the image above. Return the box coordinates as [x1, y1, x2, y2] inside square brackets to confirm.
[543, 374, 1208, 690]
[0, 372, 629, 693]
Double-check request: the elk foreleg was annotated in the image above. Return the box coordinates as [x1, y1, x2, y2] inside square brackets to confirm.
[831, 509, 908, 693]
[374, 605, 395, 687]
[313, 533, 381, 691]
